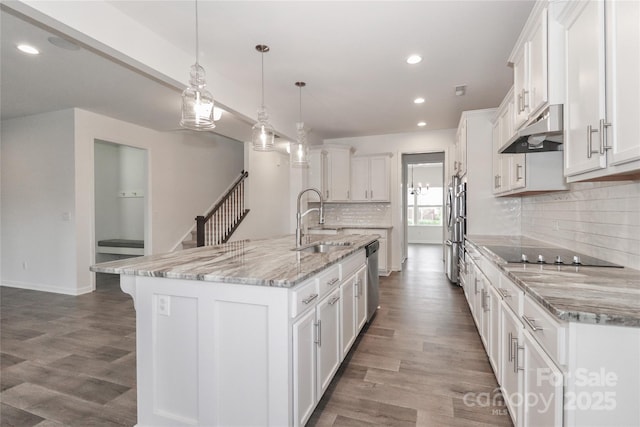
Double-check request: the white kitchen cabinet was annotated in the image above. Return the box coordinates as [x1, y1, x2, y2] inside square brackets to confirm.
[513, 7, 548, 129]
[339, 273, 356, 359]
[492, 86, 567, 197]
[454, 118, 468, 176]
[522, 330, 564, 427]
[488, 284, 502, 380]
[354, 265, 367, 331]
[501, 302, 523, 427]
[350, 154, 391, 202]
[316, 286, 342, 397]
[561, 0, 640, 181]
[326, 145, 352, 202]
[308, 148, 327, 197]
[342, 228, 390, 275]
[292, 307, 317, 426]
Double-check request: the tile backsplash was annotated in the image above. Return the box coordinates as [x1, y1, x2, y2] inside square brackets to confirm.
[308, 202, 391, 227]
[521, 180, 640, 269]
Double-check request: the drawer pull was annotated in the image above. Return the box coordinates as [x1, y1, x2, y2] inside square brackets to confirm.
[522, 315, 543, 331]
[327, 277, 339, 286]
[315, 320, 321, 346]
[329, 296, 340, 305]
[497, 288, 511, 299]
[302, 294, 318, 305]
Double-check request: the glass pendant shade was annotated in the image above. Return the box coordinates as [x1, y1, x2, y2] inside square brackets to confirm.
[252, 45, 275, 151]
[290, 122, 309, 167]
[180, 64, 215, 130]
[180, 1, 216, 131]
[251, 106, 275, 151]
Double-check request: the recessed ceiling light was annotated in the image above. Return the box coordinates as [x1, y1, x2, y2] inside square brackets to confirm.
[417, 121, 427, 127]
[406, 54, 422, 65]
[414, 97, 425, 104]
[17, 44, 39, 55]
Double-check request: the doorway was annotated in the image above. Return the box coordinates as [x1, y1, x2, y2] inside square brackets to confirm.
[94, 140, 148, 266]
[401, 152, 445, 265]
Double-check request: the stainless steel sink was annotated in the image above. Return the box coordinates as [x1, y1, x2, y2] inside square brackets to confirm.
[294, 242, 352, 253]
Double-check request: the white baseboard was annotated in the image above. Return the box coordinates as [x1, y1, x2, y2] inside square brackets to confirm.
[1, 280, 93, 296]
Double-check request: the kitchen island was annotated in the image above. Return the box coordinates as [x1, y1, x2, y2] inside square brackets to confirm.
[91, 233, 377, 427]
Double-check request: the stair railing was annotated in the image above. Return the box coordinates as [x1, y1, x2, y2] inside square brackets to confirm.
[196, 170, 249, 247]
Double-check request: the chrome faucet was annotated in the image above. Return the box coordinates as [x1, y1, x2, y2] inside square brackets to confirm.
[296, 188, 325, 247]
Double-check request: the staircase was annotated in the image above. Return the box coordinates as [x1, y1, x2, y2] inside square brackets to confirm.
[181, 170, 250, 249]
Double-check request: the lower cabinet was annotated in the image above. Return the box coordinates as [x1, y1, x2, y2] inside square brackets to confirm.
[292, 252, 368, 427]
[292, 308, 318, 426]
[501, 302, 523, 427]
[522, 330, 564, 427]
[316, 287, 342, 397]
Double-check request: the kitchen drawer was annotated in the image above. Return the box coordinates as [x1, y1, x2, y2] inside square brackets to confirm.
[291, 278, 319, 318]
[317, 264, 341, 298]
[523, 295, 566, 365]
[340, 250, 366, 280]
[497, 274, 524, 316]
[480, 257, 501, 287]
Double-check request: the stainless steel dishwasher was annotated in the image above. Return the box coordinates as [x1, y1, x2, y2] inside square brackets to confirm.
[365, 240, 379, 321]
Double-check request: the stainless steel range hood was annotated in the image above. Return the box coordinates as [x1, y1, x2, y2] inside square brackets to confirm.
[499, 104, 563, 154]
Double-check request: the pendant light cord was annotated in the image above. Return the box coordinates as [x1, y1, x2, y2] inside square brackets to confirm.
[195, 0, 199, 66]
[299, 85, 302, 122]
[261, 51, 265, 107]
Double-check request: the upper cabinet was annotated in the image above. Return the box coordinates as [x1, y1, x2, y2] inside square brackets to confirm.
[492, 86, 567, 197]
[559, 0, 640, 182]
[514, 7, 549, 127]
[309, 145, 392, 203]
[350, 154, 392, 202]
[325, 145, 351, 202]
[454, 119, 468, 177]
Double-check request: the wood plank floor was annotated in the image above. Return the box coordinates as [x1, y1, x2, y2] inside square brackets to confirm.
[0, 244, 511, 426]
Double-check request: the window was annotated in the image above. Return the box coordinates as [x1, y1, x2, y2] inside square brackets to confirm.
[407, 186, 443, 226]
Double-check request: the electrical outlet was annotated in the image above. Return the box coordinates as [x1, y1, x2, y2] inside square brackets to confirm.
[157, 295, 170, 316]
[553, 220, 560, 231]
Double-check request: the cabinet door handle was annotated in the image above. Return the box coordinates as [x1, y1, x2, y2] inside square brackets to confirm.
[326, 190, 329, 199]
[512, 337, 519, 371]
[515, 343, 524, 372]
[329, 295, 340, 305]
[587, 125, 599, 159]
[370, 189, 373, 199]
[315, 320, 321, 346]
[498, 288, 511, 299]
[522, 89, 529, 111]
[508, 332, 514, 361]
[517, 93, 523, 113]
[522, 315, 543, 331]
[327, 277, 339, 286]
[516, 164, 523, 181]
[599, 118, 612, 154]
[302, 294, 318, 305]
[364, 190, 368, 199]
[347, 190, 350, 199]
[354, 281, 359, 298]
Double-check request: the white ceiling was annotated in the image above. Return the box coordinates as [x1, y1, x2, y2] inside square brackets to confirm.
[1, 1, 535, 143]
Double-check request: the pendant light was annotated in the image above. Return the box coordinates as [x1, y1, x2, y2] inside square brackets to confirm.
[180, 0, 215, 131]
[409, 164, 421, 195]
[290, 81, 310, 167]
[252, 44, 275, 151]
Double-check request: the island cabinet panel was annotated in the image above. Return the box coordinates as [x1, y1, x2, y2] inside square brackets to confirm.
[340, 274, 357, 359]
[316, 287, 342, 397]
[132, 277, 290, 427]
[292, 308, 317, 426]
[354, 265, 367, 331]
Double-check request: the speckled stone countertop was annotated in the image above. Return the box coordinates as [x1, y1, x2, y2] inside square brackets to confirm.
[309, 224, 393, 230]
[90, 234, 376, 288]
[466, 235, 640, 327]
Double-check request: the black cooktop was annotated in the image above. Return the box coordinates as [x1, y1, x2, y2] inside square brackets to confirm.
[485, 245, 623, 268]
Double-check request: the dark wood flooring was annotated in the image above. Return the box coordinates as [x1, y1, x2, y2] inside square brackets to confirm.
[1, 244, 510, 426]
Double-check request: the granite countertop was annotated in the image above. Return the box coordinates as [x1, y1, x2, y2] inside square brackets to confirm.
[466, 235, 640, 327]
[309, 224, 393, 230]
[90, 234, 376, 288]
